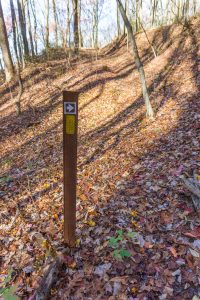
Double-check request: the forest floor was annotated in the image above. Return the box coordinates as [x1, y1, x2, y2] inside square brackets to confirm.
[0, 16, 200, 300]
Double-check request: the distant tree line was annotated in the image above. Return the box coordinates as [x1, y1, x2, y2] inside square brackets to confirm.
[0, 0, 199, 82]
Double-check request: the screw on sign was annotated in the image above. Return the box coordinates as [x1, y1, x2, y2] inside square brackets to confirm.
[63, 91, 78, 246]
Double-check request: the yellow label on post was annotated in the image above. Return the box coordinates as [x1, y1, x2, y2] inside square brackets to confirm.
[66, 115, 75, 134]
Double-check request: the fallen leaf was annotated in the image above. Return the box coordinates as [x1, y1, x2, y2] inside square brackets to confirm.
[94, 263, 112, 277]
[88, 219, 96, 227]
[184, 227, 200, 238]
[130, 210, 138, 217]
[169, 246, 178, 258]
[189, 248, 199, 258]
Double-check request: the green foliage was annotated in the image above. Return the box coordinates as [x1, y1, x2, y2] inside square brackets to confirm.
[127, 231, 137, 239]
[108, 230, 123, 248]
[109, 237, 119, 248]
[0, 270, 19, 300]
[0, 159, 11, 168]
[108, 230, 135, 261]
[113, 249, 131, 261]
[0, 286, 19, 300]
[0, 176, 11, 184]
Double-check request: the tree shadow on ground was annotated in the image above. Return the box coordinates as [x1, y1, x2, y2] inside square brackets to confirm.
[0, 27, 189, 176]
[1, 21, 199, 211]
[0, 55, 99, 110]
[0, 89, 61, 144]
[84, 89, 200, 299]
[77, 33, 189, 168]
[0, 59, 134, 144]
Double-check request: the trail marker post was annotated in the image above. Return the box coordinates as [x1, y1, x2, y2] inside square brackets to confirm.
[63, 91, 78, 246]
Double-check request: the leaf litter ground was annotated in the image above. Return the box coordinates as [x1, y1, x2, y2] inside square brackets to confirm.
[0, 18, 200, 299]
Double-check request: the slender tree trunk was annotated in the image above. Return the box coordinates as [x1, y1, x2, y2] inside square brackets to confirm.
[92, 8, 95, 48]
[66, 0, 71, 48]
[15, 68, 23, 115]
[61, 30, 66, 48]
[139, 18, 157, 58]
[0, 0, 15, 82]
[116, 0, 154, 118]
[52, 0, 58, 47]
[0, 58, 3, 71]
[27, 0, 35, 56]
[126, 0, 129, 50]
[135, 0, 139, 32]
[184, 0, 189, 23]
[11, 0, 24, 117]
[30, 0, 37, 55]
[123, 0, 126, 35]
[78, 0, 83, 47]
[73, 0, 79, 54]
[17, 23, 24, 67]
[94, 0, 99, 49]
[45, 0, 50, 51]
[10, 0, 19, 64]
[160, 0, 165, 24]
[193, 0, 197, 14]
[152, 0, 158, 26]
[117, 3, 121, 38]
[17, 0, 29, 58]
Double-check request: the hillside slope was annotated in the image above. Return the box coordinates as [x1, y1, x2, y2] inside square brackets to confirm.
[0, 17, 200, 299]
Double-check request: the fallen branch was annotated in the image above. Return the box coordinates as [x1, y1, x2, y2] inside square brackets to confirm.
[181, 173, 200, 212]
[15, 68, 23, 116]
[32, 257, 63, 300]
[0, 208, 20, 232]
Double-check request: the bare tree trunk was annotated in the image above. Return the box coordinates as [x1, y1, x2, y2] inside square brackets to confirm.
[135, 0, 140, 32]
[139, 19, 157, 58]
[78, 0, 83, 47]
[10, 0, 19, 64]
[123, 0, 126, 35]
[73, 0, 79, 54]
[17, 23, 24, 67]
[126, 0, 129, 50]
[52, 0, 58, 47]
[45, 0, 50, 51]
[0, 58, 3, 71]
[8, 0, 23, 114]
[17, 0, 29, 58]
[193, 0, 197, 14]
[30, 0, 38, 55]
[184, 0, 190, 24]
[151, 0, 159, 26]
[117, 3, 121, 38]
[160, 0, 165, 25]
[0, 0, 15, 82]
[116, 0, 154, 118]
[15, 68, 23, 115]
[27, 0, 35, 56]
[66, 0, 71, 48]
[93, 0, 99, 49]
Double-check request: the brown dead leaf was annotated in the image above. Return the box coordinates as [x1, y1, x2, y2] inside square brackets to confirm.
[169, 246, 178, 258]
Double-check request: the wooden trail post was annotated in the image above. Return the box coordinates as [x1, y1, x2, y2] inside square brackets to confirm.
[63, 91, 78, 246]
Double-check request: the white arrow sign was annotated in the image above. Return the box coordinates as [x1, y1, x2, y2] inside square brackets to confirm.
[67, 104, 74, 112]
[64, 102, 76, 114]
